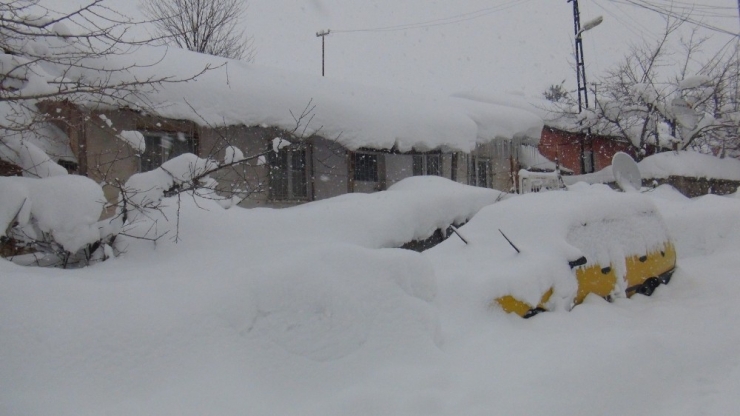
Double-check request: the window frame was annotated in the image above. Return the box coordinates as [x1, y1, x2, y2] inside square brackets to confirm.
[138, 130, 196, 172]
[412, 153, 442, 177]
[268, 145, 309, 201]
[468, 156, 491, 188]
[353, 152, 379, 182]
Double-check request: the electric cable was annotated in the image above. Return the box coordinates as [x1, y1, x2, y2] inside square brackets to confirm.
[331, 0, 534, 34]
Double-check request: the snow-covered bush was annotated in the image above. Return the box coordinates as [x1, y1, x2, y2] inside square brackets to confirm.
[0, 151, 234, 267]
[0, 175, 110, 267]
[118, 153, 221, 224]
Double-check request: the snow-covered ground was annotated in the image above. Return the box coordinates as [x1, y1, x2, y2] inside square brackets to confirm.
[2, 177, 740, 415]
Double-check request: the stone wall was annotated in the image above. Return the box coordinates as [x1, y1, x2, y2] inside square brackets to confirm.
[645, 176, 740, 198]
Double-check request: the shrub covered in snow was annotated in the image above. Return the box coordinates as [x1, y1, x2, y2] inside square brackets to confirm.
[0, 175, 108, 266]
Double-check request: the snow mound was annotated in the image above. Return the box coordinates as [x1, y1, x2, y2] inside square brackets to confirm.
[0, 176, 105, 253]
[251, 244, 438, 361]
[648, 186, 740, 258]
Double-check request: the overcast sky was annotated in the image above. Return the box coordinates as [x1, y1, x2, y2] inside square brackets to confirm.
[51, 0, 739, 98]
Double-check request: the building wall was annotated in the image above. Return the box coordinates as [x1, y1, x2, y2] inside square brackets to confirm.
[539, 127, 584, 173]
[539, 127, 637, 175]
[82, 110, 198, 211]
[312, 137, 349, 201]
[385, 153, 414, 187]
[591, 136, 639, 171]
[450, 153, 466, 183]
[648, 176, 740, 198]
[471, 141, 514, 191]
[38, 101, 88, 175]
[60, 107, 524, 212]
[199, 125, 275, 207]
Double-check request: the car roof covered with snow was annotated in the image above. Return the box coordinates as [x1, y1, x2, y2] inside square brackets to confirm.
[427, 184, 672, 310]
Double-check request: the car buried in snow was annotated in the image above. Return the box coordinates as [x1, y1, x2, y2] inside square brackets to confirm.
[428, 184, 677, 318]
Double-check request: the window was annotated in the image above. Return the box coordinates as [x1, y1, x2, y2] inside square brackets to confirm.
[450, 153, 458, 181]
[140, 131, 195, 172]
[583, 150, 594, 174]
[412, 153, 442, 176]
[353, 152, 378, 182]
[269, 147, 308, 200]
[427, 154, 441, 176]
[477, 160, 490, 187]
[468, 156, 491, 188]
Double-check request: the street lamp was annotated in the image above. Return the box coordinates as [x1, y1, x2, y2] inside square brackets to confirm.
[568, 0, 602, 113]
[567, 0, 602, 173]
[578, 16, 603, 38]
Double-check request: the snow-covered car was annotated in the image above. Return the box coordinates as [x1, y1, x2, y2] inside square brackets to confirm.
[428, 185, 677, 318]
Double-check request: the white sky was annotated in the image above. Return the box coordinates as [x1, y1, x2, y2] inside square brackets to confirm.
[242, 0, 739, 97]
[50, 0, 739, 97]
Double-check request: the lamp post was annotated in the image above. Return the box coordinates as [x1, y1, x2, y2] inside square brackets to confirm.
[567, 0, 602, 173]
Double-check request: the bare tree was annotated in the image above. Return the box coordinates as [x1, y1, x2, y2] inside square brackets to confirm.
[0, 0, 218, 266]
[549, 18, 740, 159]
[141, 0, 254, 61]
[0, 0, 214, 169]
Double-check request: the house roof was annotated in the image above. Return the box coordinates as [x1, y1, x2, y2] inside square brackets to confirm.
[134, 46, 547, 152]
[452, 89, 612, 138]
[28, 40, 544, 153]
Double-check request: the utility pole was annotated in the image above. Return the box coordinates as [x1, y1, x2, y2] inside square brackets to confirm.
[316, 29, 331, 77]
[567, 0, 602, 174]
[568, 0, 588, 113]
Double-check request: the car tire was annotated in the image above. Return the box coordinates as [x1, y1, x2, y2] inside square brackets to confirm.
[660, 270, 674, 285]
[523, 307, 546, 319]
[637, 277, 660, 296]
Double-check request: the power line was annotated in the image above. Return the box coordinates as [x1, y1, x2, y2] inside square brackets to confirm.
[593, 0, 654, 39]
[610, 0, 739, 37]
[331, 0, 534, 34]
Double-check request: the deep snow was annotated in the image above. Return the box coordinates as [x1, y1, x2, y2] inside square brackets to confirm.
[2, 177, 740, 415]
[566, 151, 740, 185]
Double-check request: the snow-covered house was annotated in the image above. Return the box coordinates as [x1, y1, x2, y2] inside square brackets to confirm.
[23, 44, 543, 207]
[449, 91, 664, 176]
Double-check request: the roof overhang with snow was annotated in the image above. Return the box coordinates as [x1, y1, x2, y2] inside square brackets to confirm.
[39, 43, 545, 153]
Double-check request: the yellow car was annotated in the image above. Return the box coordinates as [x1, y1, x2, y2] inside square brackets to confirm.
[430, 185, 677, 318]
[496, 241, 676, 318]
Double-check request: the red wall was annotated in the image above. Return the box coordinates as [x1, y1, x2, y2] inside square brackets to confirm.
[538, 127, 637, 174]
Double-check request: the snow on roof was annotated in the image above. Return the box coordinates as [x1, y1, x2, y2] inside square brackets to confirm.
[518, 144, 565, 172]
[565, 151, 740, 185]
[39, 42, 544, 153]
[452, 89, 591, 135]
[452, 89, 552, 120]
[0, 119, 69, 178]
[449, 97, 543, 146]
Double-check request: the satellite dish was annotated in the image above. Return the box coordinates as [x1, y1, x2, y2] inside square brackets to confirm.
[612, 152, 641, 192]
